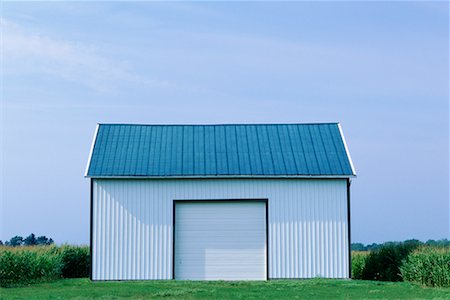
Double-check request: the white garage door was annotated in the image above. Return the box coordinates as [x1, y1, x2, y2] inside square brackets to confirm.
[174, 201, 267, 280]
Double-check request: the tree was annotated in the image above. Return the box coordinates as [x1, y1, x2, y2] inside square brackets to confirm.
[351, 243, 365, 251]
[425, 239, 450, 247]
[403, 239, 422, 248]
[0, 240, 3, 245]
[36, 236, 54, 245]
[9, 236, 23, 246]
[23, 233, 37, 246]
[366, 243, 381, 251]
[36, 236, 48, 245]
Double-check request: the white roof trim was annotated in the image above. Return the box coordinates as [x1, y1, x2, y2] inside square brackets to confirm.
[86, 175, 356, 179]
[337, 123, 356, 176]
[84, 124, 100, 177]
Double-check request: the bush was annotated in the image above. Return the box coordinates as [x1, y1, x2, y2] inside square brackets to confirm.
[351, 251, 369, 279]
[361, 240, 421, 281]
[400, 246, 450, 287]
[60, 246, 90, 278]
[0, 245, 90, 287]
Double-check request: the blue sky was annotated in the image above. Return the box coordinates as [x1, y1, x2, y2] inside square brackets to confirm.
[1, 2, 448, 244]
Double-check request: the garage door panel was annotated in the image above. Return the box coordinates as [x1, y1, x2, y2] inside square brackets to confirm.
[174, 201, 267, 280]
[177, 218, 265, 225]
[176, 249, 266, 257]
[176, 233, 265, 241]
[176, 224, 264, 231]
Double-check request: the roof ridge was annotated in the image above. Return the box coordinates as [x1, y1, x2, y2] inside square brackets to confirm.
[97, 122, 340, 127]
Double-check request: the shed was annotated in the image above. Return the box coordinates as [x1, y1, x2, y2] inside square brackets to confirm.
[85, 123, 356, 280]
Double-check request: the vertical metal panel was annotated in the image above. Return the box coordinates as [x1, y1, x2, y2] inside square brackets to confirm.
[92, 179, 348, 280]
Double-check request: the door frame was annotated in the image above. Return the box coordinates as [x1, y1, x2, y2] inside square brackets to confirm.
[172, 198, 269, 280]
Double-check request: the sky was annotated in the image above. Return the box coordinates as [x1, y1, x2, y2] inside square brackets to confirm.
[1, 1, 449, 245]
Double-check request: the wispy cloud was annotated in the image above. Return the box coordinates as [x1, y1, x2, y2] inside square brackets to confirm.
[1, 18, 172, 93]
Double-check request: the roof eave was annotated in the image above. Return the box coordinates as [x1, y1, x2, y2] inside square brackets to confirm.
[337, 123, 357, 176]
[85, 174, 356, 179]
[84, 124, 100, 177]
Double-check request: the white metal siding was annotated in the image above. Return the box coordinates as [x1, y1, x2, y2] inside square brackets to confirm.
[92, 179, 349, 280]
[175, 201, 266, 280]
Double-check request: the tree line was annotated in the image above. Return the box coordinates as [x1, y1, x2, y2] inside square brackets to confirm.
[351, 239, 450, 251]
[0, 234, 54, 246]
[3, 235, 449, 249]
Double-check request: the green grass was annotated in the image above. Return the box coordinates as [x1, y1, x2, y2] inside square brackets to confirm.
[1, 278, 450, 300]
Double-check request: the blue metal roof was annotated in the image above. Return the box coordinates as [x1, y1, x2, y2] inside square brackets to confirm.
[86, 123, 355, 177]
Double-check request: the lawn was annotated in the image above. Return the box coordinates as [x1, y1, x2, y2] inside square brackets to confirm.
[1, 278, 449, 300]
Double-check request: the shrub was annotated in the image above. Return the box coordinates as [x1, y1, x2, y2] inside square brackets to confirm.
[400, 246, 450, 287]
[351, 251, 369, 279]
[361, 240, 421, 281]
[60, 245, 90, 278]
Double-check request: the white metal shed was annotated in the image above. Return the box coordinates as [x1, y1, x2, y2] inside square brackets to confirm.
[85, 123, 355, 280]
